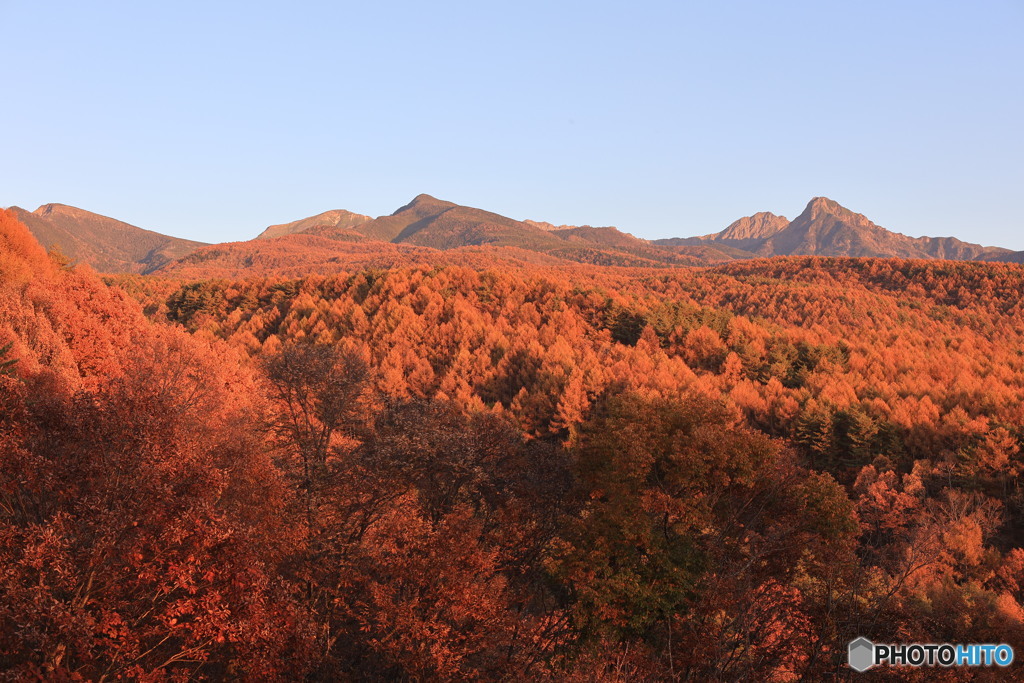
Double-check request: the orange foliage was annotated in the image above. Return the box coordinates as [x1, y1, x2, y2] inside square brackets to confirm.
[2, 207, 1024, 679]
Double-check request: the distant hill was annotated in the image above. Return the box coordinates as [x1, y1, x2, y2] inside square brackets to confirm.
[995, 251, 1024, 264]
[10, 195, 1021, 277]
[348, 194, 567, 250]
[8, 204, 206, 274]
[350, 195, 744, 265]
[256, 209, 371, 240]
[689, 197, 1014, 261]
[160, 194, 745, 276]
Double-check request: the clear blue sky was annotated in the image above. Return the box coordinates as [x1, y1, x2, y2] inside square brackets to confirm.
[2, 0, 1022, 248]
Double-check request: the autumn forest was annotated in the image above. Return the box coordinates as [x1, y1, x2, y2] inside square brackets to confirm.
[2, 204, 1024, 681]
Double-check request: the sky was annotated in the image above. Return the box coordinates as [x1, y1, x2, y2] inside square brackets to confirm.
[1, 0, 1022, 248]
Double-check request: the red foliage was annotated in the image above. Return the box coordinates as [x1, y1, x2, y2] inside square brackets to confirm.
[2, 208, 1024, 678]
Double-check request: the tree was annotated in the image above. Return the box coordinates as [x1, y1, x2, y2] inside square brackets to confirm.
[0, 345, 308, 680]
[264, 342, 373, 531]
[0, 341, 16, 376]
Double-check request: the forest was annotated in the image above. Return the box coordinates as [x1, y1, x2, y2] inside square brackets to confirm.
[2, 207, 1024, 680]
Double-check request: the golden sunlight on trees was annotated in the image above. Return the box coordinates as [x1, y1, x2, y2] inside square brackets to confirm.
[2, 207, 1024, 678]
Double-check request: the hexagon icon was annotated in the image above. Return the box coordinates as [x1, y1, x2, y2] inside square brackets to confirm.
[848, 637, 875, 672]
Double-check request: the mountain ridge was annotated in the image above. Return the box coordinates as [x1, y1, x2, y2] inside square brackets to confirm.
[689, 197, 1016, 262]
[8, 195, 1022, 275]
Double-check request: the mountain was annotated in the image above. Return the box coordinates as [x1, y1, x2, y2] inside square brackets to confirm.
[346, 194, 567, 250]
[11, 195, 1021, 278]
[8, 203, 206, 274]
[701, 212, 790, 251]
[762, 197, 926, 257]
[995, 251, 1024, 264]
[691, 197, 1014, 262]
[256, 209, 371, 240]
[164, 194, 743, 276]
[358, 195, 748, 265]
[652, 212, 787, 258]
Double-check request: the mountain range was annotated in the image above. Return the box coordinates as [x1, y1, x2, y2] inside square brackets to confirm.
[682, 197, 1018, 262]
[6, 195, 1022, 275]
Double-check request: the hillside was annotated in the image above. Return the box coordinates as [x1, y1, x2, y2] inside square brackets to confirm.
[995, 250, 1024, 264]
[156, 233, 574, 279]
[8, 204, 206, 274]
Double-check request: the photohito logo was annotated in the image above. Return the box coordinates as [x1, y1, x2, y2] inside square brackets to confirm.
[848, 637, 1014, 672]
